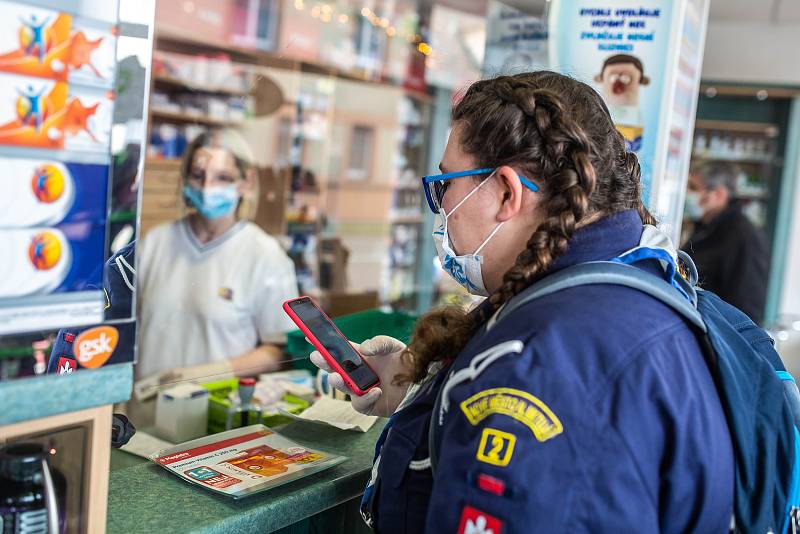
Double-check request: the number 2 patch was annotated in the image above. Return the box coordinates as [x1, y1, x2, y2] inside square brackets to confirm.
[476, 427, 516, 467]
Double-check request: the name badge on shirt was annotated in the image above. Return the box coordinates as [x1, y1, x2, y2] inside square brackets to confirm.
[218, 287, 234, 301]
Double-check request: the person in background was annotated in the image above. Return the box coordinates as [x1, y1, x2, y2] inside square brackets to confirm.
[136, 129, 298, 389]
[683, 161, 769, 323]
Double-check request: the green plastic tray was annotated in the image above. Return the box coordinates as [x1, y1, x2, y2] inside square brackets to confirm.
[285, 309, 417, 373]
[202, 378, 309, 434]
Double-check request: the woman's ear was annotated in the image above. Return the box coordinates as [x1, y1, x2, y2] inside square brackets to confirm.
[495, 165, 524, 222]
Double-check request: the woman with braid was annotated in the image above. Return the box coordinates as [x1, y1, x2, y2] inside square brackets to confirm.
[312, 72, 733, 533]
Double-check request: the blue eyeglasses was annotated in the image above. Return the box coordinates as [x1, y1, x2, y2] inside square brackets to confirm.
[421, 167, 538, 214]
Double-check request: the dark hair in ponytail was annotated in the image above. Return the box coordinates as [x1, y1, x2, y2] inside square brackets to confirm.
[397, 71, 656, 384]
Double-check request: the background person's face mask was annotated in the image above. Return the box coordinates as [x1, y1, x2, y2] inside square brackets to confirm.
[183, 184, 239, 220]
[432, 173, 503, 297]
[684, 191, 705, 221]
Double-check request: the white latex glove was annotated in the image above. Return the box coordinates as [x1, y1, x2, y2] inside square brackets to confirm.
[310, 335, 409, 417]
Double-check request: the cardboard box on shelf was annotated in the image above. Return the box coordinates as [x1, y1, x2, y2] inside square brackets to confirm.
[309, 290, 380, 318]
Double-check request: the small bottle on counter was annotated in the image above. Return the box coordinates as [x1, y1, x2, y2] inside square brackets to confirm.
[225, 378, 263, 430]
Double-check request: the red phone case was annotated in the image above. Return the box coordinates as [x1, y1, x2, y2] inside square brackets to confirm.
[283, 296, 380, 396]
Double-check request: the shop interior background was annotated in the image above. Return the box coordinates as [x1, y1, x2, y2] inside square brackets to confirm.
[0, 0, 798, 387]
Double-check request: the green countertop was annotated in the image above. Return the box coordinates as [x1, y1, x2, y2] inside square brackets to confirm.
[107, 420, 385, 534]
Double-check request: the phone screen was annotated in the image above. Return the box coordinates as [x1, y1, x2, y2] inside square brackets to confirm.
[288, 298, 379, 391]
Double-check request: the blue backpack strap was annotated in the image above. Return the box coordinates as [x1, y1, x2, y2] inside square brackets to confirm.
[495, 261, 707, 334]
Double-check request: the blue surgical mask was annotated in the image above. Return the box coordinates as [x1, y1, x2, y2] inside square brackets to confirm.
[432, 173, 504, 297]
[183, 185, 239, 220]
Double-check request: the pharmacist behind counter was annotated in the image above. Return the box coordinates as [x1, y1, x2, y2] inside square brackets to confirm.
[135, 128, 298, 398]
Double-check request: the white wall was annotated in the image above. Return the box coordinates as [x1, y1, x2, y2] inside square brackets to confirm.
[702, 21, 800, 85]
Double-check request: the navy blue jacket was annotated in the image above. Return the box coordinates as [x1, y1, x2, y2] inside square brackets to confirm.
[369, 210, 733, 533]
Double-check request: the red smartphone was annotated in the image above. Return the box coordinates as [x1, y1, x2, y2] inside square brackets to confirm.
[283, 296, 380, 396]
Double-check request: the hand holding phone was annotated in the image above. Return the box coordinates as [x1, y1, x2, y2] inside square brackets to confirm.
[283, 297, 380, 396]
[310, 335, 409, 417]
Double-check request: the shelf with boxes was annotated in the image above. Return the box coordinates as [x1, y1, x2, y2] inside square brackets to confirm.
[147, 44, 261, 160]
[143, 13, 437, 310]
[153, 74, 251, 98]
[691, 118, 780, 228]
[154, 28, 400, 90]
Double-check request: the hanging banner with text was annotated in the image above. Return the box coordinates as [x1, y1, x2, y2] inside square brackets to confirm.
[548, 1, 674, 206]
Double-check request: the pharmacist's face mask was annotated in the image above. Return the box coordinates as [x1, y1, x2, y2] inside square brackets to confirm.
[432, 172, 503, 297]
[183, 184, 239, 220]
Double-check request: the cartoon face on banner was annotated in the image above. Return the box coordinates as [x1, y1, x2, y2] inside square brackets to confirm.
[593, 54, 650, 108]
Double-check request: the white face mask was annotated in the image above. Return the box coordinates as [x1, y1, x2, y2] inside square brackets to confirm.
[432, 173, 504, 297]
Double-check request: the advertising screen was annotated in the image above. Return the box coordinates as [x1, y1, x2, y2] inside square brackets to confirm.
[0, 0, 119, 335]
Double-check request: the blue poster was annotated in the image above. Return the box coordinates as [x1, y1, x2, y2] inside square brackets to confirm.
[0, 158, 108, 298]
[548, 1, 675, 206]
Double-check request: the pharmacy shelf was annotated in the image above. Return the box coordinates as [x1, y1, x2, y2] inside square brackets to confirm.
[153, 74, 251, 98]
[698, 84, 800, 99]
[155, 28, 399, 89]
[150, 109, 243, 128]
[695, 119, 779, 136]
[693, 151, 774, 165]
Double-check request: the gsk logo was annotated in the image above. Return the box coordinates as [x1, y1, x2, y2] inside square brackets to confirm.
[74, 326, 119, 368]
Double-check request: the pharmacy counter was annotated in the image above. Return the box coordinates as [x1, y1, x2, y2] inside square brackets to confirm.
[106, 421, 384, 534]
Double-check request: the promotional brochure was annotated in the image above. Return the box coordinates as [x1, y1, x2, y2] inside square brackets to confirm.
[151, 425, 346, 499]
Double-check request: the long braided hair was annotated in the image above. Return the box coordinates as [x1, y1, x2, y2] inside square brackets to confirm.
[397, 71, 656, 384]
